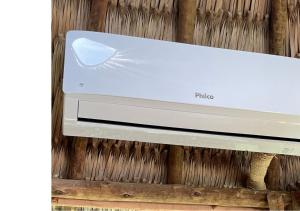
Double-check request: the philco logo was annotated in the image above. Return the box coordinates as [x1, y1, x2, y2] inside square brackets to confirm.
[195, 92, 214, 100]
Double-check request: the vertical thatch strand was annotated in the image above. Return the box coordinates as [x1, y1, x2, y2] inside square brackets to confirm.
[51, 35, 65, 105]
[52, 88, 64, 147]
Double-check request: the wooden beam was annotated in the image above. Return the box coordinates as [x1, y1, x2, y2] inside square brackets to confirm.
[52, 179, 293, 209]
[176, 0, 197, 43]
[167, 145, 184, 184]
[291, 192, 300, 210]
[88, 0, 109, 32]
[67, 137, 88, 179]
[270, 0, 288, 55]
[247, 153, 274, 190]
[267, 192, 285, 210]
[52, 198, 215, 211]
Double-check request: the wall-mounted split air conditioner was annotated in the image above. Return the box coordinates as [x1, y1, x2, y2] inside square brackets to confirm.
[63, 30, 300, 156]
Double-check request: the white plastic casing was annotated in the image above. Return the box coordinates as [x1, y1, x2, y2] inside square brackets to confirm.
[63, 30, 300, 155]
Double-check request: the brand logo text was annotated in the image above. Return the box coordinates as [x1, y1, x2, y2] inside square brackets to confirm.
[195, 92, 214, 100]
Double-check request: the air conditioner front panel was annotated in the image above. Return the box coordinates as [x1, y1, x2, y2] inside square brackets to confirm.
[63, 101, 300, 155]
[77, 99, 300, 140]
[64, 31, 300, 116]
[62, 31, 300, 155]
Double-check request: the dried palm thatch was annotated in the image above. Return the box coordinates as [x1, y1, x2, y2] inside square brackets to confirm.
[52, 142, 300, 191]
[52, 137, 70, 179]
[267, 155, 300, 191]
[182, 149, 300, 191]
[51, 0, 91, 190]
[182, 147, 252, 188]
[286, 0, 300, 57]
[279, 155, 300, 190]
[52, 0, 91, 148]
[83, 140, 168, 183]
[52, 0, 90, 44]
[52, 36, 65, 104]
[193, 0, 270, 53]
[52, 87, 64, 147]
[104, 0, 178, 41]
[52, 139, 168, 184]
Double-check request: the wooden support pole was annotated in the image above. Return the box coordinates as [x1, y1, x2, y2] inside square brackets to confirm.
[88, 0, 109, 32]
[168, 0, 197, 184]
[247, 153, 274, 190]
[167, 145, 184, 184]
[67, 137, 88, 180]
[267, 192, 285, 210]
[266, 156, 281, 190]
[176, 0, 197, 43]
[52, 179, 293, 209]
[270, 0, 288, 55]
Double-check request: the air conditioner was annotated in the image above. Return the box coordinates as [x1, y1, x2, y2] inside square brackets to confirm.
[63, 30, 300, 156]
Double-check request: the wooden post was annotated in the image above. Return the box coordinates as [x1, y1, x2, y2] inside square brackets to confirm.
[266, 156, 281, 190]
[67, 137, 88, 179]
[88, 0, 109, 32]
[247, 153, 274, 190]
[176, 0, 197, 43]
[168, 0, 197, 184]
[270, 0, 288, 55]
[167, 145, 184, 184]
[267, 192, 285, 210]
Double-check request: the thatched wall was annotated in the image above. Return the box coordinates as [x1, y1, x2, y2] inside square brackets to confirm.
[193, 0, 270, 52]
[286, 0, 300, 57]
[52, 0, 300, 209]
[105, 0, 177, 41]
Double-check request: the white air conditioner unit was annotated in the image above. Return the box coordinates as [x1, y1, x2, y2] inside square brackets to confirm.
[63, 30, 300, 156]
